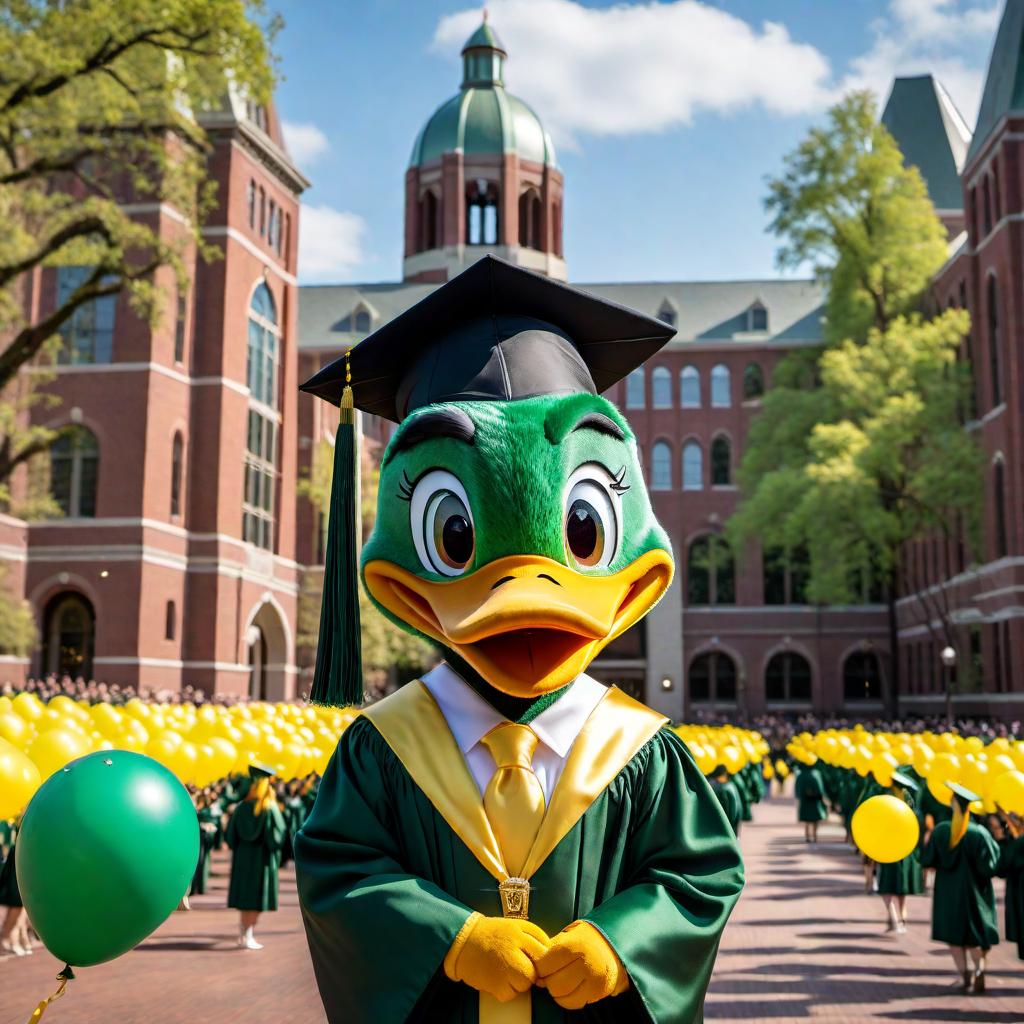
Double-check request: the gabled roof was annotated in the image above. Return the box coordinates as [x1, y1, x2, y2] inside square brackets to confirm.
[881, 75, 971, 210]
[967, 0, 1024, 165]
[297, 278, 825, 351]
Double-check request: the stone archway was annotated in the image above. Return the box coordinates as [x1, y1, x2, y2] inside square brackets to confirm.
[43, 591, 95, 679]
[245, 599, 289, 701]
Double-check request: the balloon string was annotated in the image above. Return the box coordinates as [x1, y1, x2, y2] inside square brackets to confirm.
[26, 965, 73, 1024]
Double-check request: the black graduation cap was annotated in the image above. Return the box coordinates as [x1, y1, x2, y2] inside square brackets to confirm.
[300, 254, 676, 423]
[248, 762, 275, 780]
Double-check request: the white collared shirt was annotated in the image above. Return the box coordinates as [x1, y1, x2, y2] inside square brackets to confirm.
[422, 661, 607, 803]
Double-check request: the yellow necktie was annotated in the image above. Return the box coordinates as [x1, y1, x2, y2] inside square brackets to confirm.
[480, 723, 545, 877]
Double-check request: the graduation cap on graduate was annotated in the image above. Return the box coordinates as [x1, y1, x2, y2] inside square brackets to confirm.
[300, 255, 676, 707]
[890, 769, 918, 791]
[248, 763, 276, 780]
[948, 782, 980, 807]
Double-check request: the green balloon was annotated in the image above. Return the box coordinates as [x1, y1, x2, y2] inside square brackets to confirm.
[17, 750, 199, 967]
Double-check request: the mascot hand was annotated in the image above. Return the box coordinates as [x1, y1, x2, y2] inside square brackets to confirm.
[444, 912, 551, 1002]
[535, 921, 629, 1009]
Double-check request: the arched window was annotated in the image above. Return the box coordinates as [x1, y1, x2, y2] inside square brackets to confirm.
[44, 592, 95, 678]
[711, 435, 731, 486]
[467, 179, 499, 245]
[987, 274, 1002, 407]
[765, 651, 812, 703]
[743, 362, 764, 399]
[657, 301, 677, 327]
[625, 368, 645, 409]
[650, 441, 672, 491]
[245, 283, 281, 551]
[687, 535, 735, 605]
[165, 600, 176, 641]
[711, 364, 731, 407]
[689, 652, 737, 704]
[843, 650, 881, 702]
[651, 366, 671, 408]
[50, 426, 99, 517]
[170, 433, 183, 517]
[518, 189, 542, 250]
[763, 545, 810, 604]
[680, 365, 700, 408]
[994, 457, 1008, 558]
[682, 441, 702, 490]
[420, 190, 440, 252]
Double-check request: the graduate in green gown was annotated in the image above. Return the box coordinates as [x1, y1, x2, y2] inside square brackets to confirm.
[191, 790, 220, 896]
[920, 784, 999, 994]
[707, 765, 743, 835]
[226, 763, 286, 950]
[995, 812, 1024, 960]
[876, 770, 924, 934]
[0, 822, 31, 957]
[794, 757, 827, 843]
[295, 257, 744, 1023]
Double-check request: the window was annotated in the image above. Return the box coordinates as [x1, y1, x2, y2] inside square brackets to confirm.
[354, 309, 371, 334]
[518, 189, 542, 250]
[170, 433, 183, 517]
[56, 267, 116, 364]
[651, 366, 671, 408]
[763, 545, 810, 604]
[743, 363, 764, 400]
[244, 283, 281, 551]
[993, 166, 1003, 221]
[710, 364, 731, 407]
[467, 179, 499, 245]
[680, 365, 700, 408]
[843, 651, 881, 701]
[987, 274, 1002, 407]
[657, 302, 676, 328]
[765, 651, 812, 703]
[165, 600, 176, 642]
[682, 441, 702, 490]
[625, 368, 645, 409]
[982, 175, 993, 236]
[552, 201, 562, 257]
[267, 200, 278, 251]
[174, 290, 187, 364]
[282, 213, 291, 261]
[711, 435, 731, 486]
[50, 426, 99, 518]
[687, 535, 734, 605]
[749, 303, 768, 332]
[247, 180, 256, 228]
[994, 457, 1008, 558]
[688, 651, 737, 704]
[651, 441, 672, 490]
[420, 190, 440, 252]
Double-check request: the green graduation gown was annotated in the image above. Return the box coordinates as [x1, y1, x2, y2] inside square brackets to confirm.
[997, 835, 1024, 959]
[296, 710, 744, 1023]
[794, 767, 827, 823]
[191, 808, 219, 896]
[708, 776, 742, 835]
[920, 821, 999, 948]
[226, 800, 286, 911]
[876, 791, 924, 896]
[0, 841, 21, 908]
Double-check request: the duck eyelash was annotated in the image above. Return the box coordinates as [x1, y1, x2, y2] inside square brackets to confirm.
[397, 470, 414, 502]
[610, 466, 630, 494]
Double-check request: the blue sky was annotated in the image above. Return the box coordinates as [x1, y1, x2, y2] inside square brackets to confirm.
[272, 0, 1001, 285]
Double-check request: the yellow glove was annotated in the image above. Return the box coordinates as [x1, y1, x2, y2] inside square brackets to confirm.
[444, 912, 551, 1003]
[535, 920, 629, 1010]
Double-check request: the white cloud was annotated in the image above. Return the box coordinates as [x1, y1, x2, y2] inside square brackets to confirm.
[282, 120, 331, 167]
[433, 0, 834, 144]
[297, 204, 367, 282]
[840, 0, 1000, 124]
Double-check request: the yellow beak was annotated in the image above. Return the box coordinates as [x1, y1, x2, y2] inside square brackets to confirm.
[364, 550, 673, 697]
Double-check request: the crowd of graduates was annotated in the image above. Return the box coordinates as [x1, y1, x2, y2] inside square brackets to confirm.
[787, 729, 1024, 995]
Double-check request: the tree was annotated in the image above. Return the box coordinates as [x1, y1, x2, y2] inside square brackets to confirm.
[0, 0, 277, 507]
[0, 564, 37, 655]
[729, 92, 984, 714]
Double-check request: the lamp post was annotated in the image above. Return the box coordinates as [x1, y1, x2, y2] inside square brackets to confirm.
[940, 645, 957, 729]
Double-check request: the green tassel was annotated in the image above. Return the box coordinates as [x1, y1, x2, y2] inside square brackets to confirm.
[309, 387, 363, 706]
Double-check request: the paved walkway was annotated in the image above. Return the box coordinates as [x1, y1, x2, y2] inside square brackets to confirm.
[0, 795, 1020, 1023]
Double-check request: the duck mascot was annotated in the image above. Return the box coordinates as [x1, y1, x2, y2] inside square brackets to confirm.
[295, 256, 744, 1023]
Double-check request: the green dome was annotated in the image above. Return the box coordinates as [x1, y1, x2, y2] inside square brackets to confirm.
[409, 20, 556, 169]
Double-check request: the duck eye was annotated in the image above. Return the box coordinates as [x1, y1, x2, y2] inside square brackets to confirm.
[409, 470, 475, 577]
[563, 467, 620, 570]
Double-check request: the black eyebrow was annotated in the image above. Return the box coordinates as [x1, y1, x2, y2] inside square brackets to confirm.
[383, 408, 476, 466]
[567, 412, 625, 441]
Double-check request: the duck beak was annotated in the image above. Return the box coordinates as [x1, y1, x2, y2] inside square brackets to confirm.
[363, 550, 673, 697]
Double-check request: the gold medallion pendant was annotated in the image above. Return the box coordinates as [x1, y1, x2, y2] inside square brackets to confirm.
[498, 877, 530, 920]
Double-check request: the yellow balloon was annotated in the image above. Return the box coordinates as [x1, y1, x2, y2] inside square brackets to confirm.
[0, 737, 41, 818]
[992, 770, 1024, 815]
[927, 752, 961, 806]
[12, 692, 43, 722]
[28, 728, 89, 780]
[852, 794, 920, 863]
[0, 710, 29, 746]
[870, 751, 898, 788]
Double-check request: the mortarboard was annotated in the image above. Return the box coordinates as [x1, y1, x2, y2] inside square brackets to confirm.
[890, 769, 918, 790]
[948, 782, 980, 806]
[248, 763, 275, 780]
[300, 255, 677, 707]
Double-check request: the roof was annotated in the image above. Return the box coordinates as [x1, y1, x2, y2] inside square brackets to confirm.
[968, 0, 1024, 165]
[297, 278, 825, 352]
[463, 21, 506, 54]
[881, 75, 971, 210]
